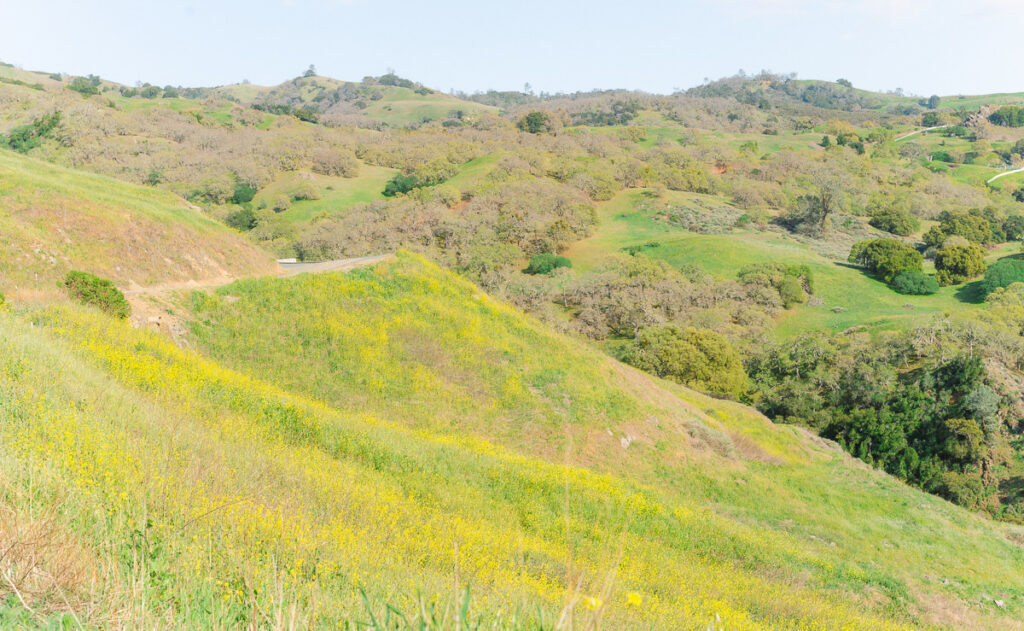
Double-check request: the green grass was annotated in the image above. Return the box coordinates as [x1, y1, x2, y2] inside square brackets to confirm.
[255, 165, 397, 223]
[0, 149, 275, 299]
[1, 253, 1023, 628]
[939, 92, 1024, 110]
[567, 189, 1006, 337]
[444, 152, 503, 191]
[362, 87, 498, 127]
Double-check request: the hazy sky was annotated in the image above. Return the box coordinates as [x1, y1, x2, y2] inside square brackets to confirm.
[5, 0, 1024, 95]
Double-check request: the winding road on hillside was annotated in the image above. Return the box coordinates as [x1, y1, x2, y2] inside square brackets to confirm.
[123, 254, 392, 296]
[894, 124, 948, 141]
[986, 166, 1024, 185]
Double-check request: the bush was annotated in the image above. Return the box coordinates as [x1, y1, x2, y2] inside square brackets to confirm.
[226, 207, 257, 231]
[869, 207, 918, 236]
[738, 262, 813, 307]
[67, 76, 99, 96]
[1004, 215, 1024, 241]
[848, 239, 923, 282]
[291, 181, 321, 201]
[622, 326, 747, 399]
[4, 112, 62, 153]
[934, 244, 986, 286]
[980, 257, 1024, 294]
[62, 271, 130, 319]
[517, 111, 554, 134]
[383, 174, 420, 196]
[890, 270, 939, 295]
[777, 276, 806, 308]
[231, 182, 257, 204]
[523, 253, 572, 275]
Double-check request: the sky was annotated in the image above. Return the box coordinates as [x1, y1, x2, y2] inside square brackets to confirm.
[4, 0, 1024, 96]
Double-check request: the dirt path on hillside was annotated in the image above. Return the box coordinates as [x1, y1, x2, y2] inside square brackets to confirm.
[894, 125, 948, 141]
[123, 254, 392, 296]
[125, 254, 392, 343]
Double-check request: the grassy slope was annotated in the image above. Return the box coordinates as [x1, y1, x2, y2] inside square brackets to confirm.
[565, 190, 1006, 337]
[0, 149, 277, 300]
[2, 254, 1023, 627]
[253, 166, 396, 223]
[160, 252, 1024, 628]
[362, 86, 498, 126]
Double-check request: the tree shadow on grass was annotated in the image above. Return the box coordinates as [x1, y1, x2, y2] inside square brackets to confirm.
[954, 280, 986, 304]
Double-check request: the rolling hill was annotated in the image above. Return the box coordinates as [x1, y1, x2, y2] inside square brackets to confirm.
[1, 252, 1023, 629]
[0, 149, 277, 301]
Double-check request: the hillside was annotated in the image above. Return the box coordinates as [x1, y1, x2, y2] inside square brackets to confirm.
[0, 149, 278, 301]
[1, 252, 1023, 629]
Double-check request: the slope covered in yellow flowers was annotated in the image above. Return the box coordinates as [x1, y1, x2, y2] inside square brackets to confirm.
[1, 252, 1023, 628]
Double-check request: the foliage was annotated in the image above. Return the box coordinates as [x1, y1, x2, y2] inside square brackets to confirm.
[889, 270, 939, 295]
[67, 75, 100, 96]
[934, 244, 986, 286]
[923, 211, 995, 247]
[231, 181, 257, 204]
[523, 253, 571, 275]
[225, 207, 258, 231]
[61, 271, 130, 319]
[980, 257, 1024, 295]
[1004, 215, 1024, 241]
[989, 105, 1024, 127]
[621, 325, 747, 398]
[868, 207, 918, 236]
[3, 112, 62, 153]
[737, 262, 814, 308]
[848, 239, 922, 283]
[383, 173, 420, 196]
[517, 111, 554, 134]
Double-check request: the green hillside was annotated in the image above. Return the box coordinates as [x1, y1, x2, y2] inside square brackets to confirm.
[566, 189, 1013, 337]
[0, 150, 277, 301]
[1, 252, 1022, 629]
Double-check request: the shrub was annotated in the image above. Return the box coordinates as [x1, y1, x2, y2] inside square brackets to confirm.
[622, 326, 747, 399]
[869, 207, 918, 236]
[523, 253, 572, 275]
[1004, 215, 1024, 241]
[67, 76, 99, 96]
[231, 182, 257, 204]
[891, 270, 939, 295]
[383, 174, 420, 196]
[934, 244, 986, 286]
[517, 111, 553, 134]
[848, 239, 923, 282]
[980, 257, 1024, 294]
[4, 112, 62, 153]
[268, 195, 290, 213]
[292, 181, 321, 201]
[778, 276, 806, 308]
[226, 208, 257, 231]
[62, 271, 130, 319]
[738, 262, 814, 307]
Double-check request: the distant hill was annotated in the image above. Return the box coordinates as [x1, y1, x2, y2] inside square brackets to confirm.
[0, 149, 277, 300]
[687, 72, 922, 115]
[212, 74, 500, 127]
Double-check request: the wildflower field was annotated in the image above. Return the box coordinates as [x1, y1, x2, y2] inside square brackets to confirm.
[0, 253, 1023, 628]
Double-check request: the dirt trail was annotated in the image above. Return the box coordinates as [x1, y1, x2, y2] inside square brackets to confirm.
[125, 254, 392, 343]
[123, 254, 392, 296]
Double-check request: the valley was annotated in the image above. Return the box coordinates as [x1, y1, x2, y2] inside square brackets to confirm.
[4, 59, 1024, 628]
